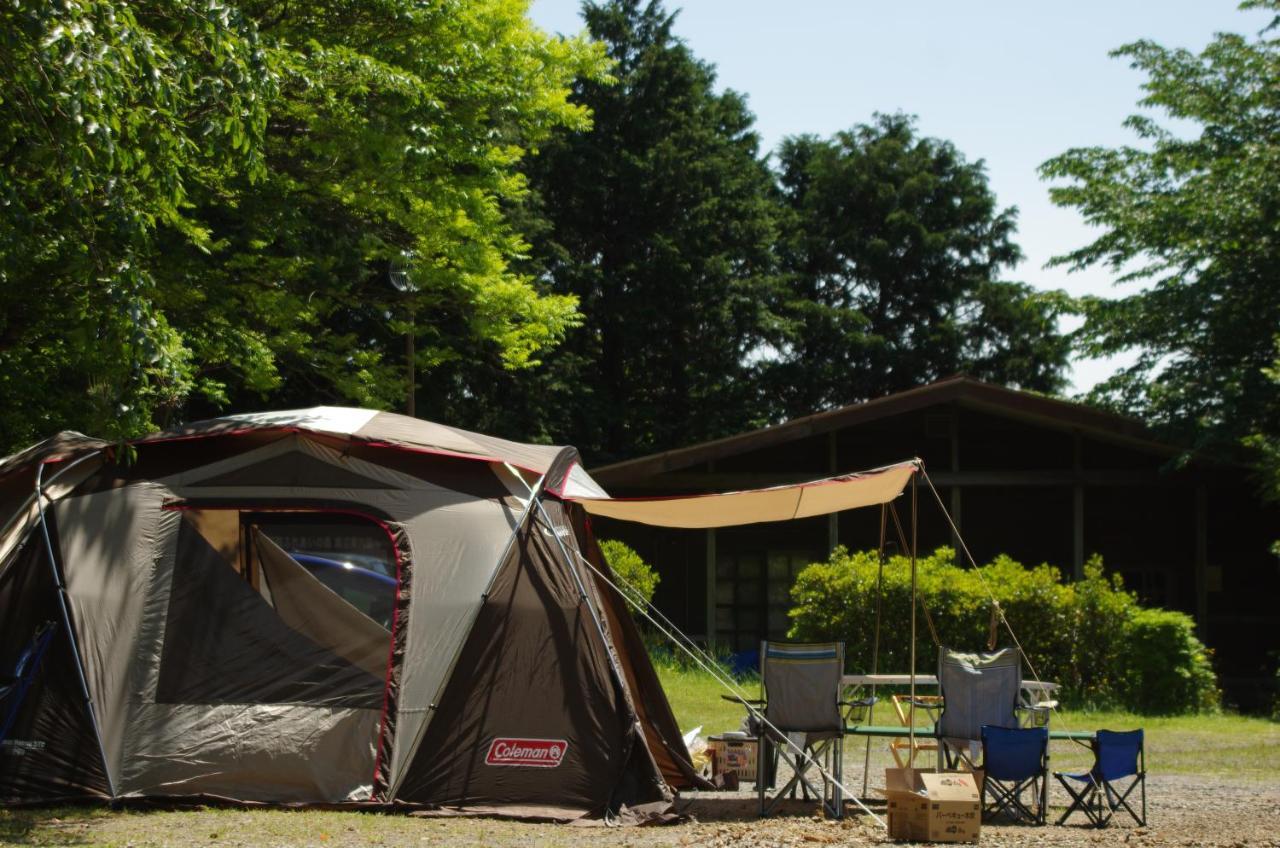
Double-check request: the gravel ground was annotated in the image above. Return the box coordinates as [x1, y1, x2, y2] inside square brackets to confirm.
[665, 773, 1280, 847]
[3, 774, 1276, 847]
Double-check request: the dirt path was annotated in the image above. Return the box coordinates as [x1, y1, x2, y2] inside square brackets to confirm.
[2, 775, 1276, 847]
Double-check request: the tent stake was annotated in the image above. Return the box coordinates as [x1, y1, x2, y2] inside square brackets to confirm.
[34, 457, 117, 799]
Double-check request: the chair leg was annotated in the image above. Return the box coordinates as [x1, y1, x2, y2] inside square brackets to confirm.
[758, 734, 768, 817]
[831, 737, 844, 819]
[1054, 774, 1100, 827]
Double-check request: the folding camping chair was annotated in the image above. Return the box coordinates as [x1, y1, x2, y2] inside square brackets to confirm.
[0, 621, 56, 746]
[1055, 729, 1147, 828]
[980, 724, 1048, 824]
[934, 646, 1049, 770]
[735, 642, 866, 818]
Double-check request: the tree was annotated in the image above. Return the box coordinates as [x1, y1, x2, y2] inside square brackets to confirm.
[0, 0, 273, 448]
[0, 0, 607, 451]
[176, 0, 607, 420]
[1040, 2, 1280, 467]
[422, 0, 781, 463]
[764, 115, 1071, 419]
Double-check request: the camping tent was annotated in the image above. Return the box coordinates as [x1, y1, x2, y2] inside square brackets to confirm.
[0, 407, 707, 821]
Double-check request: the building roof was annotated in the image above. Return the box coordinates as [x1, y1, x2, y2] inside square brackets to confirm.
[591, 376, 1181, 485]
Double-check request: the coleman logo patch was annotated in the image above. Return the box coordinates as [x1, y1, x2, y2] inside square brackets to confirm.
[484, 737, 568, 768]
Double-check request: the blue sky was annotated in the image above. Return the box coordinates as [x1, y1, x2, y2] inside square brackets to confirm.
[527, 0, 1272, 393]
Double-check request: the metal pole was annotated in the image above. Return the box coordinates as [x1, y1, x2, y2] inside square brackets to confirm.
[908, 472, 918, 769]
[384, 462, 546, 799]
[861, 502, 888, 796]
[529, 496, 630, 693]
[34, 459, 116, 799]
[0, 450, 103, 586]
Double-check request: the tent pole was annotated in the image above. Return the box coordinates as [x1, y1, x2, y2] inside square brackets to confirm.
[383, 462, 547, 800]
[861, 503, 888, 796]
[0, 450, 103, 585]
[529, 495, 634, 707]
[501, 468, 631, 695]
[525, 491, 646, 818]
[34, 458, 116, 799]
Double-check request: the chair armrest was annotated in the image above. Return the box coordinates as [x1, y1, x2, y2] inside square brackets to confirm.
[720, 694, 765, 706]
[1016, 702, 1055, 713]
[839, 696, 879, 708]
[902, 698, 938, 709]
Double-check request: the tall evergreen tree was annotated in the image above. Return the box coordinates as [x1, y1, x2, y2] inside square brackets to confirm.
[424, 0, 780, 463]
[765, 115, 1070, 420]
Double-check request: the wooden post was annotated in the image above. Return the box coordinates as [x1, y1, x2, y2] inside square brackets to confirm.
[705, 527, 717, 647]
[827, 431, 839, 553]
[1072, 431, 1084, 580]
[949, 414, 961, 547]
[1195, 485, 1208, 636]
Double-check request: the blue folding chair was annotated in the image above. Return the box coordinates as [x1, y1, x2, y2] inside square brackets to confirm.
[1054, 729, 1146, 827]
[980, 724, 1048, 824]
[0, 621, 57, 746]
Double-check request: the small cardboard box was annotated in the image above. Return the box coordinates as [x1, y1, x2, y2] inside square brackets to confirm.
[708, 735, 758, 782]
[881, 768, 982, 843]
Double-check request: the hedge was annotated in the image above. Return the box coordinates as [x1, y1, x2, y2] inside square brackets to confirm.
[788, 546, 1219, 714]
[599, 539, 661, 611]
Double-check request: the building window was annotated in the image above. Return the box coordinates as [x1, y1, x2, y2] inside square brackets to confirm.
[716, 550, 818, 651]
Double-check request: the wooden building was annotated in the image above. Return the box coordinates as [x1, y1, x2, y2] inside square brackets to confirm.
[589, 377, 1279, 708]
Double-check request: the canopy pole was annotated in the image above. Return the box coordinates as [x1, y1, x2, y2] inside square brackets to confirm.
[34, 457, 116, 799]
[861, 502, 889, 796]
[916, 466, 1081, 743]
[907, 472, 918, 769]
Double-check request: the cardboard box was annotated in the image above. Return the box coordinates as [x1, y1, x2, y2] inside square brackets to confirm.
[708, 735, 758, 782]
[881, 768, 982, 843]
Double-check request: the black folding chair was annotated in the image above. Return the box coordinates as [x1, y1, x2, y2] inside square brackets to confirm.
[1055, 729, 1146, 827]
[980, 724, 1048, 824]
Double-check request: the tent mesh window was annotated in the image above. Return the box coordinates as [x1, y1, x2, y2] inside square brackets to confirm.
[247, 513, 397, 629]
[155, 512, 395, 708]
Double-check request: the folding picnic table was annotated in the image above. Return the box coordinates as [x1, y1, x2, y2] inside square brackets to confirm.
[841, 674, 1061, 766]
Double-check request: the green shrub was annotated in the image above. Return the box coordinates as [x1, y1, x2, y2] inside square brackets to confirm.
[788, 546, 1219, 714]
[1118, 607, 1220, 713]
[599, 539, 660, 611]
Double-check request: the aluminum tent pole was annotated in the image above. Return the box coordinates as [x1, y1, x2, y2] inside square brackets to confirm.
[383, 461, 547, 800]
[34, 457, 116, 799]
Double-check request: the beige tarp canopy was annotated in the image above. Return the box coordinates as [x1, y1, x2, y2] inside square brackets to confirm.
[570, 460, 919, 529]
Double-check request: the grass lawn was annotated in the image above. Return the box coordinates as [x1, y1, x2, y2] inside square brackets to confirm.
[653, 658, 1280, 780]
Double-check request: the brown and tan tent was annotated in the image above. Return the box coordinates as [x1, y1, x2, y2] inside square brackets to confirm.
[0, 408, 705, 821]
